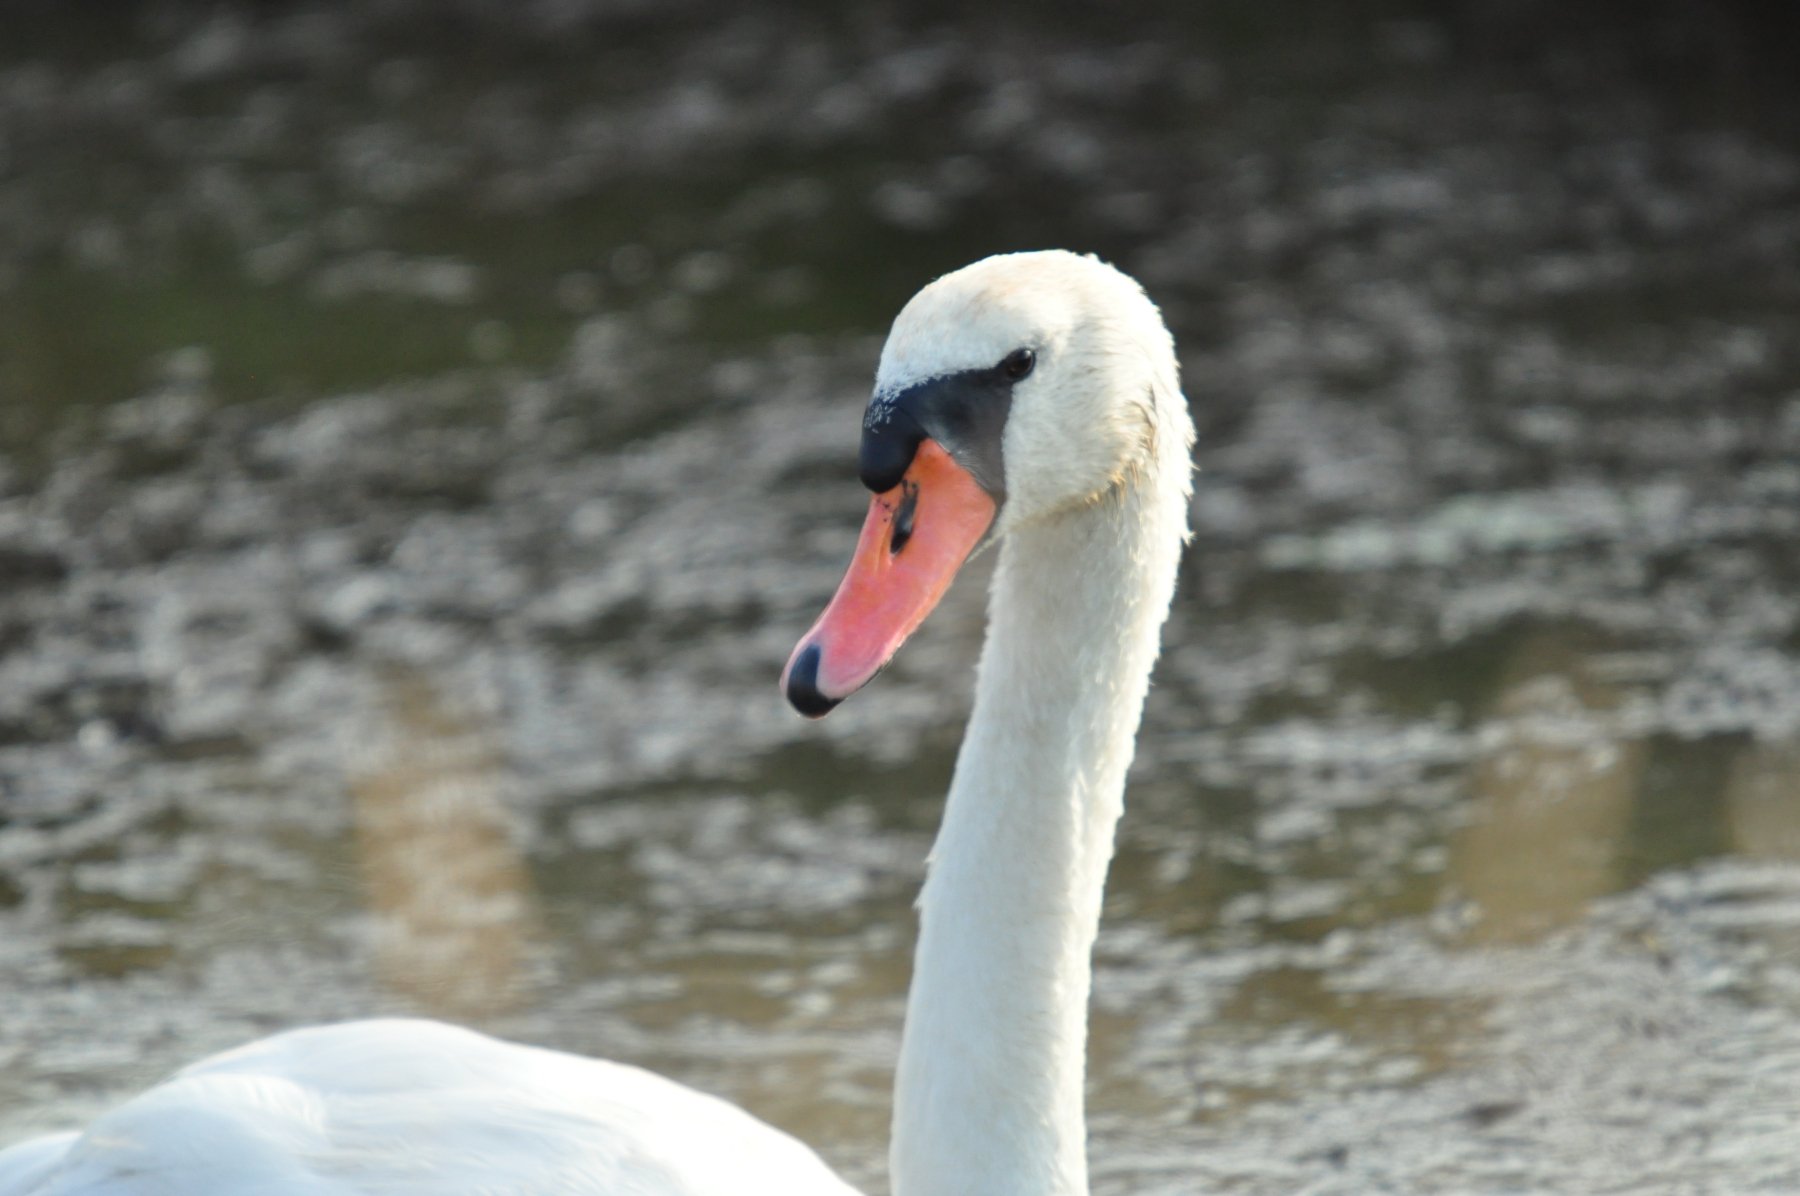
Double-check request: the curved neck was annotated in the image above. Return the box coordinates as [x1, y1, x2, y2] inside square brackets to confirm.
[890, 471, 1187, 1196]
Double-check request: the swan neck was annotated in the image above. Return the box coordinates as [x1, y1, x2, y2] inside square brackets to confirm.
[890, 476, 1185, 1196]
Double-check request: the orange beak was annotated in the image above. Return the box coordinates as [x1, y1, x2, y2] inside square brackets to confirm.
[782, 439, 997, 717]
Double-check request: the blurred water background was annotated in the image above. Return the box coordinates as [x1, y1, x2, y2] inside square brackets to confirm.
[3, 1, 1800, 1191]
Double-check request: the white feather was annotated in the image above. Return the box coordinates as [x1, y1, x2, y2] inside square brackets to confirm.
[0, 250, 1191, 1196]
[0, 1020, 856, 1196]
[885, 252, 1192, 1196]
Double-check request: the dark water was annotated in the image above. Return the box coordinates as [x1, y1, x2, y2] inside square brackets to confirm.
[2, 2, 1799, 1192]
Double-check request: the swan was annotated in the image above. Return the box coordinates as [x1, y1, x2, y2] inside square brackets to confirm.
[0, 248, 1193, 1196]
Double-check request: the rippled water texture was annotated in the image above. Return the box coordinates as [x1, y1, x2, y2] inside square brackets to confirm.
[3, 2, 1800, 1192]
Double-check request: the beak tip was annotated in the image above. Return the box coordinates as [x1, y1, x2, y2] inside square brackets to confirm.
[783, 643, 842, 719]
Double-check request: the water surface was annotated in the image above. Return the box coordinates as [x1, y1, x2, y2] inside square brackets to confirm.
[2, 3, 1800, 1191]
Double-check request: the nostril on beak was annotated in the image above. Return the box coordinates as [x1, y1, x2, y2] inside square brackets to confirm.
[889, 484, 918, 555]
[784, 643, 841, 718]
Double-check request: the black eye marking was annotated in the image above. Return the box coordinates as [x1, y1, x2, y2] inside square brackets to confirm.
[890, 482, 918, 554]
[858, 361, 1019, 499]
[999, 348, 1035, 382]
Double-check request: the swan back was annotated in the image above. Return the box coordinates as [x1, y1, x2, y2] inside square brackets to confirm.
[0, 1020, 858, 1196]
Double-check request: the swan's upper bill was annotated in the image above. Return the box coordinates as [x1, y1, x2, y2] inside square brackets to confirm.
[782, 437, 995, 717]
[782, 250, 1186, 716]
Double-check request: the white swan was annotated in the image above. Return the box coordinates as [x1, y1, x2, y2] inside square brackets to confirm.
[0, 249, 1193, 1196]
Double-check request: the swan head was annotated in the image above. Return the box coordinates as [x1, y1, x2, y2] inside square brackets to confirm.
[783, 249, 1189, 718]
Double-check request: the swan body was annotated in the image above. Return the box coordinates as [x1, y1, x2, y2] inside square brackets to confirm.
[0, 1019, 856, 1196]
[0, 250, 1192, 1196]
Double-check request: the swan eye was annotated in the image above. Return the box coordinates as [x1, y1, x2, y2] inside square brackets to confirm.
[999, 348, 1035, 382]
